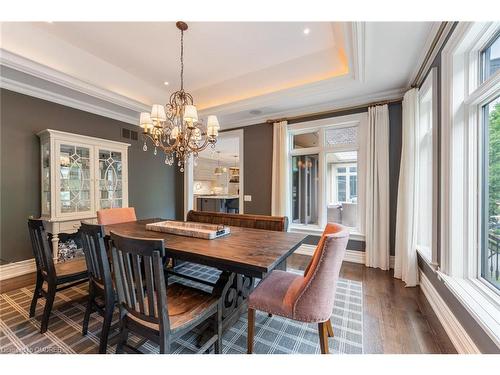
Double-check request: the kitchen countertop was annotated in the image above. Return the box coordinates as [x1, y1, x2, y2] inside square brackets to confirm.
[194, 195, 239, 199]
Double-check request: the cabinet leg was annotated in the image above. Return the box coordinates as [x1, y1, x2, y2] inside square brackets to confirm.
[51, 233, 59, 263]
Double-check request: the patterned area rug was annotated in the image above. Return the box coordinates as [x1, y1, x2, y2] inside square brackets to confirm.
[0, 264, 363, 354]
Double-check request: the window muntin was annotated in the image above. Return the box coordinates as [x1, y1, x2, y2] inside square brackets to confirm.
[481, 33, 500, 83]
[481, 95, 500, 290]
[291, 154, 319, 225]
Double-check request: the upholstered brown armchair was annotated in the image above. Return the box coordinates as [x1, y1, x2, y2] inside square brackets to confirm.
[247, 223, 349, 354]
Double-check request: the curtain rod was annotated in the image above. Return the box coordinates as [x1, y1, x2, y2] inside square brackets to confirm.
[266, 97, 403, 124]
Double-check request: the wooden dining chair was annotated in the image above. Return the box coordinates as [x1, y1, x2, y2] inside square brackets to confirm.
[97, 207, 137, 225]
[79, 222, 116, 354]
[246, 223, 349, 354]
[27, 219, 88, 333]
[109, 231, 223, 354]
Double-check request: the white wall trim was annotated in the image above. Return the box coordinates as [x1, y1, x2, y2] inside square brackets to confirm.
[295, 244, 395, 268]
[0, 76, 140, 125]
[407, 22, 455, 88]
[347, 22, 366, 83]
[212, 88, 404, 130]
[0, 259, 36, 281]
[419, 270, 481, 354]
[0, 49, 150, 113]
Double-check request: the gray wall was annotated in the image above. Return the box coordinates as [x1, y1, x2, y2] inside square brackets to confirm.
[0, 89, 182, 263]
[227, 103, 403, 255]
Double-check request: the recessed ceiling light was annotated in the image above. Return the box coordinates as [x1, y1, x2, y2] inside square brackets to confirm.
[303, 28, 310, 35]
[163, 81, 169, 86]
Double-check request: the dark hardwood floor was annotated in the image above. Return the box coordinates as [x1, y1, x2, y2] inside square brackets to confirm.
[0, 254, 456, 354]
[288, 253, 456, 354]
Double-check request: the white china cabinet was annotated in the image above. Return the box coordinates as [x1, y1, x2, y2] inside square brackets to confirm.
[38, 129, 130, 260]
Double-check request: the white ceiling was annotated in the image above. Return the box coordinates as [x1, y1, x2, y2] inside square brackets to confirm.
[0, 21, 438, 127]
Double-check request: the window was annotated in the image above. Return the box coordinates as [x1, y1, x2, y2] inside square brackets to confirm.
[481, 33, 500, 83]
[291, 154, 319, 225]
[416, 72, 437, 261]
[440, 22, 500, 345]
[326, 151, 358, 228]
[288, 114, 366, 236]
[292, 132, 319, 148]
[481, 95, 500, 290]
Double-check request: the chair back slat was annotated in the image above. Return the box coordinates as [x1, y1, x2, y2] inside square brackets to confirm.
[79, 223, 111, 292]
[143, 255, 156, 318]
[132, 254, 146, 314]
[27, 219, 55, 279]
[110, 232, 169, 330]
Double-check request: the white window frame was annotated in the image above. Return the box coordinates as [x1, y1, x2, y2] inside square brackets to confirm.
[441, 21, 500, 347]
[287, 113, 367, 240]
[330, 162, 357, 204]
[415, 67, 439, 266]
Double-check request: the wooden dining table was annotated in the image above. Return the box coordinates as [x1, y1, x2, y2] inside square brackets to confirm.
[103, 218, 307, 330]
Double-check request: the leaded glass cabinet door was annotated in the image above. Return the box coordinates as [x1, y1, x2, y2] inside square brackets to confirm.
[96, 148, 126, 210]
[56, 141, 94, 216]
[41, 139, 51, 217]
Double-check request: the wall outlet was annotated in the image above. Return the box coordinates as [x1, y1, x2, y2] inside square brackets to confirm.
[244, 195, 252, 202]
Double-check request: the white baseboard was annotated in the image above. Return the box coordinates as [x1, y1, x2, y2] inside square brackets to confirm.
[0, 259, 36, 281]
[295, 244, 395, 268]
[419, 270, 481, 354]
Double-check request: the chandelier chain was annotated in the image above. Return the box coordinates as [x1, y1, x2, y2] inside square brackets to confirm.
[180, 29, 184, 91]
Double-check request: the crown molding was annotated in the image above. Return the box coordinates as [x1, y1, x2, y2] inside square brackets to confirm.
[0, 76, 140, 125]
[407, 22, 456, 88]
[0, 49, 150, 113]
[220, 87, 404, 129]
[347, 22, 366, 82]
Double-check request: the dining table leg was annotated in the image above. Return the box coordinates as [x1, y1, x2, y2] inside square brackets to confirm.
[212, 271, 255, 332]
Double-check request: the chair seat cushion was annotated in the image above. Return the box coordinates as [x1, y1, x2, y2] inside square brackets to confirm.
[127, 282, 218, 331]
[55, 258, 87, 277]
[248, 270, 303, 318]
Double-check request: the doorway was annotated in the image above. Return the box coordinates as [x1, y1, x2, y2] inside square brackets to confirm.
[184, 129, 244, 218]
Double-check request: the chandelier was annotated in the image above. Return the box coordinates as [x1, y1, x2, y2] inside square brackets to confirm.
[139, 21, 220, 172]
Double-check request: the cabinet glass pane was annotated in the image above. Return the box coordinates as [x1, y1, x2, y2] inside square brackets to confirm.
[98, 149, 123, 209]
[41, 141, 51, 215]
[59, 144, 91, 213]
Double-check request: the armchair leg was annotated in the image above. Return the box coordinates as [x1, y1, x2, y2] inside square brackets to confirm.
[247, 308, 255, 354]
[318, 322, 329, 354]
[326, 319, 334, 337]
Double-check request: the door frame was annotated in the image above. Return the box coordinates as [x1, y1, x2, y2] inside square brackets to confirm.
[184, 129, 244, 219]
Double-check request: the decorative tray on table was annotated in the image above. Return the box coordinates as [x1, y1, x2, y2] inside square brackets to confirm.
[145, 220, 230, 240]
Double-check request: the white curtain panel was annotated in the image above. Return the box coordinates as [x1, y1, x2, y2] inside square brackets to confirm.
[394, 89, 419, 286]
[271, 120, 289, 217]
[365, 105, 390, 270]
